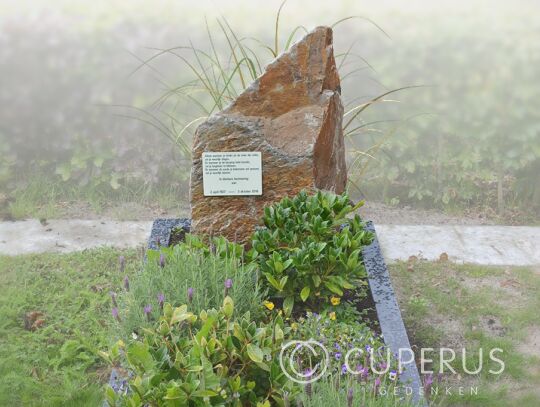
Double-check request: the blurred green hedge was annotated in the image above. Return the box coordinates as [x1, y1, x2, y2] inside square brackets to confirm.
[1, 9, 538, 217]
[349, 11, 540, 215]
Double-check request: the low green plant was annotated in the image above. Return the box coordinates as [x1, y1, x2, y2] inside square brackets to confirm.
[251, 191, 373, 315]
[114, 235, 264, 337]
[300, 376, 418, 407]
[291, 312, 397, 382]
[104, 298, 299, 406]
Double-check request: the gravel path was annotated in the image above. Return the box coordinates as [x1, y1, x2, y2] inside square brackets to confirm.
[1, 219, 538, 266]
[375, 224, 540, 266]
[0, 219, 151, 255]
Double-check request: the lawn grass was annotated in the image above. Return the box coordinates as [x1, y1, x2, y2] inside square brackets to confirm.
[2, 172, 189, 221]
[0, 248, 142, 406]
[2, 247, 539, 406]
[389, 261, 540, 407]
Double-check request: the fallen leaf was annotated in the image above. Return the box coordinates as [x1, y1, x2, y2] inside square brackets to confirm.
[500, 279, 520, 288]
[31, 319, 46, 331]
[90, 284, 105, 293]
[24, 311, 44, 331]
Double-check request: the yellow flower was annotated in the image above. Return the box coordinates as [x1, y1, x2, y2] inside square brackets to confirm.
[329, 312, 336, 321]
[263, 300, 275, 311]
[330, 296, 341, 306]
[291, 322, 298, 331]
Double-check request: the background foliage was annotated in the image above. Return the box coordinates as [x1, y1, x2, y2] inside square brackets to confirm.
[352, 9, 540, 214]
[1, 1, 538, 219]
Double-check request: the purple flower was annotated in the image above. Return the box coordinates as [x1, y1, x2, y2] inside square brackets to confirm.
[111, 307, 120, 322]
[424, 373, 434, 397]
[361, 367, 370, 380]
[374, 376, 381, 393]
[304, 370, 313, 399]
[334, 352, 342, 360]
[187, 287, 194, 303]
[389, 370, 397, 381]
[424, 373, 434, 388]
[347, 388, 353, 407]
[224, 278, 232, 295]
[144, 304, 152, 321]
[123, 276, 130, 291]
[110, 291, 117, 307]
[356, 365, 364, 383]
[157, 293, 165, 308]
[341, 364, 348, 375]
[159, 253, 165, 268]
[118, 256, 125, 273]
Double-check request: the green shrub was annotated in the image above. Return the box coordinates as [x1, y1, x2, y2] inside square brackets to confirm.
[114, 235, 264, 337]
[104, 298, 299, 406]
[251, 191, 373, 315]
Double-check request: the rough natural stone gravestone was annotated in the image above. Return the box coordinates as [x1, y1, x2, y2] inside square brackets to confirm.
[190, 26, 346, 243]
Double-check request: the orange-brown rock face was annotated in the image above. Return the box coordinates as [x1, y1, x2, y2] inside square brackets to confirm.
[190, 26, 346, 243]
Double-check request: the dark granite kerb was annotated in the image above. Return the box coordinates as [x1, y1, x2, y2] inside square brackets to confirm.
[363, 221, 427, 406]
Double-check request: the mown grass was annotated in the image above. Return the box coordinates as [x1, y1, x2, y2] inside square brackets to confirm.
[2, 248, 539, 406]
[389, 261, 540, 407]
[2, 172, 188, 221]
[0, 248, 142, 406]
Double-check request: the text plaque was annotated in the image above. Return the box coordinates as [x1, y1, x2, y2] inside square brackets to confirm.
[202, 152, 262, 196]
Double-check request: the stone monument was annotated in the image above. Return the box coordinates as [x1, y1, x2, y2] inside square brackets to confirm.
[190, 26, 346, 243]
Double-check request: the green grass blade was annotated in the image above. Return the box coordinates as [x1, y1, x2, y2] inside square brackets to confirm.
[284, 25, 308, 51]
[274, 0, 288, 56]
[343, 86, 423, 131]
[331, 15, 391, 40]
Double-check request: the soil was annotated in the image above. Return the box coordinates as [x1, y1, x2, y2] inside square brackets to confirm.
[169, 226, 188, 246]
[1, 198, 508, 224]
[344, 283, 381, 334]
[517, 326, 540, 360]
[357, 201, 496, 225]
[62, 201, 190, 220]
[5, 195, 538, 225]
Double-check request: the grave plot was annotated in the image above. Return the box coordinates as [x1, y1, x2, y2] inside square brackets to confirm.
[105, 26, 425, 407]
